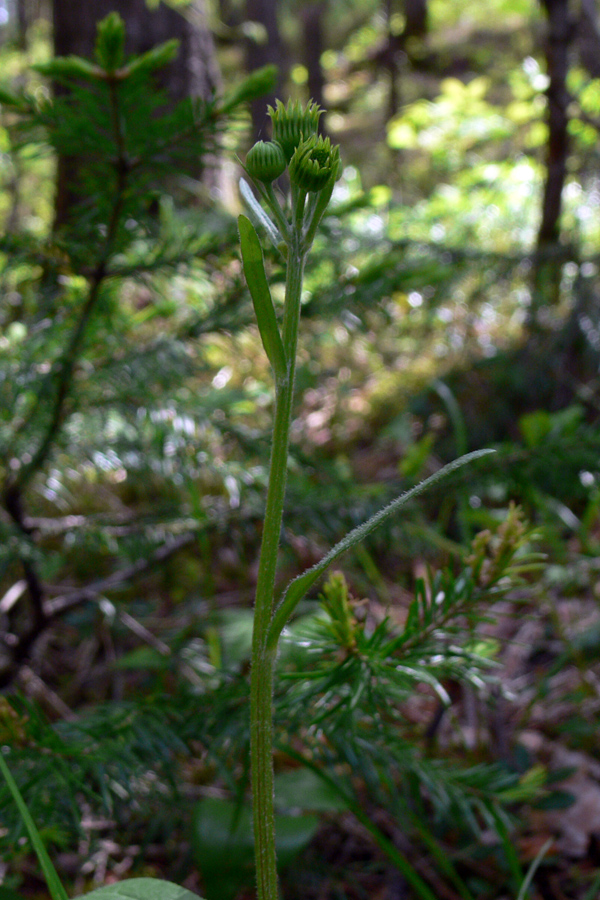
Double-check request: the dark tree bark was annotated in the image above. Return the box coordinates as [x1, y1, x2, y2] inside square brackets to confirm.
[16, 0, 30, 47]
[403, 0, 428, 39]
[380, 0, 429, 119]
[8, 0, 43, 48]
[537, 0, 572, 248]
[531, 0, 574, 320]
[244, 0, 284, 142]
[301, 1, 326, 113]
[53, 0, 221, 226]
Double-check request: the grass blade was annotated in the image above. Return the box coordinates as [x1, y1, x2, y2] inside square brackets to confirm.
[0, 752, 69, 900]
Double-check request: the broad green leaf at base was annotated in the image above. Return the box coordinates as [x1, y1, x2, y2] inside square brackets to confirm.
[75, 878, 204, 900]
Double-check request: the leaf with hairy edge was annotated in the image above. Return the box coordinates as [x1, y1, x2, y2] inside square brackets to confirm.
[238, 214, 287, 379]
[76, 878, 204, 900]
[266, 450, 495, 650]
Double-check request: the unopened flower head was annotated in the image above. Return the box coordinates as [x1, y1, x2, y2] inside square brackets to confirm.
[245, 140, 287, 183]
[268, 99, 323, 162]
[288, 135, 340, 193]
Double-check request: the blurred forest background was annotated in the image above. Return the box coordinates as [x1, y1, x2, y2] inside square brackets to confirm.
[1, 0, 600, 898]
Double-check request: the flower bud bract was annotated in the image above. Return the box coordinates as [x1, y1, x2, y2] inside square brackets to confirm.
[268, 99, 323, 162]
[288, 135, 340, 193]
[245, 141, 287, 183]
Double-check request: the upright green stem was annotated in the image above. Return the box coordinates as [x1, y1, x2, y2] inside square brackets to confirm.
[244, 99, 338, 900]
[250, 246, 305, 900]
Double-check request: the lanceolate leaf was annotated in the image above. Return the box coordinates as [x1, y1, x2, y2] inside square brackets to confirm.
[266, 449, 495, 650]
[238, 214, 287, 380]
[76, 878, 204, 900]
[239, 179, 281, 248]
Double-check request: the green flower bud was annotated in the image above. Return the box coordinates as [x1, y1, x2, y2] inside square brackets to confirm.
[288, 135, 340, 193]
[268, 99, 323, 162]
[245, 140, 287, 183]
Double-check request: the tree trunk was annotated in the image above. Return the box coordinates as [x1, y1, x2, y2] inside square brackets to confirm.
[16, 0, 30, 47]
[381, 0, 429, 120]
[301, 1, 326, 114]
[52, 0, 221, 226]
[537, 0, 571, 249]
[531, 0, 573, 321]
[244, 0, 284, 142]
[404, 0, 428, 39]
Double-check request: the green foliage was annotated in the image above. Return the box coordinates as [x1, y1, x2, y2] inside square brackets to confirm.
[216, 65, 278, 116]
[0, 489, 543, 899]
[277, 506, 538, 727]
[3, 3, 600, 898]
[94, 12, 128, 71]
[0, 13, 277, 642]
[519, 404, 585, 449]
[0, 21, 281, 894]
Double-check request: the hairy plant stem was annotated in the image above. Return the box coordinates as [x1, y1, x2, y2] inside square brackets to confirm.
[250, 242, 305, 900]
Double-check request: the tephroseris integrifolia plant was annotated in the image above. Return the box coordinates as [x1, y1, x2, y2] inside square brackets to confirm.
[239, 100, 493, 900]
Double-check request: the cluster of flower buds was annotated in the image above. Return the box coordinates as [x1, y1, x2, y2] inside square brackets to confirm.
[244, 99, 340, 193]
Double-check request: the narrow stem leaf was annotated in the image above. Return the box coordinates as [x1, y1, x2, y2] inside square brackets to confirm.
[238, 214, 287, 380]
[267, 449, 495, 650]
[239, 178, 282, 248]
